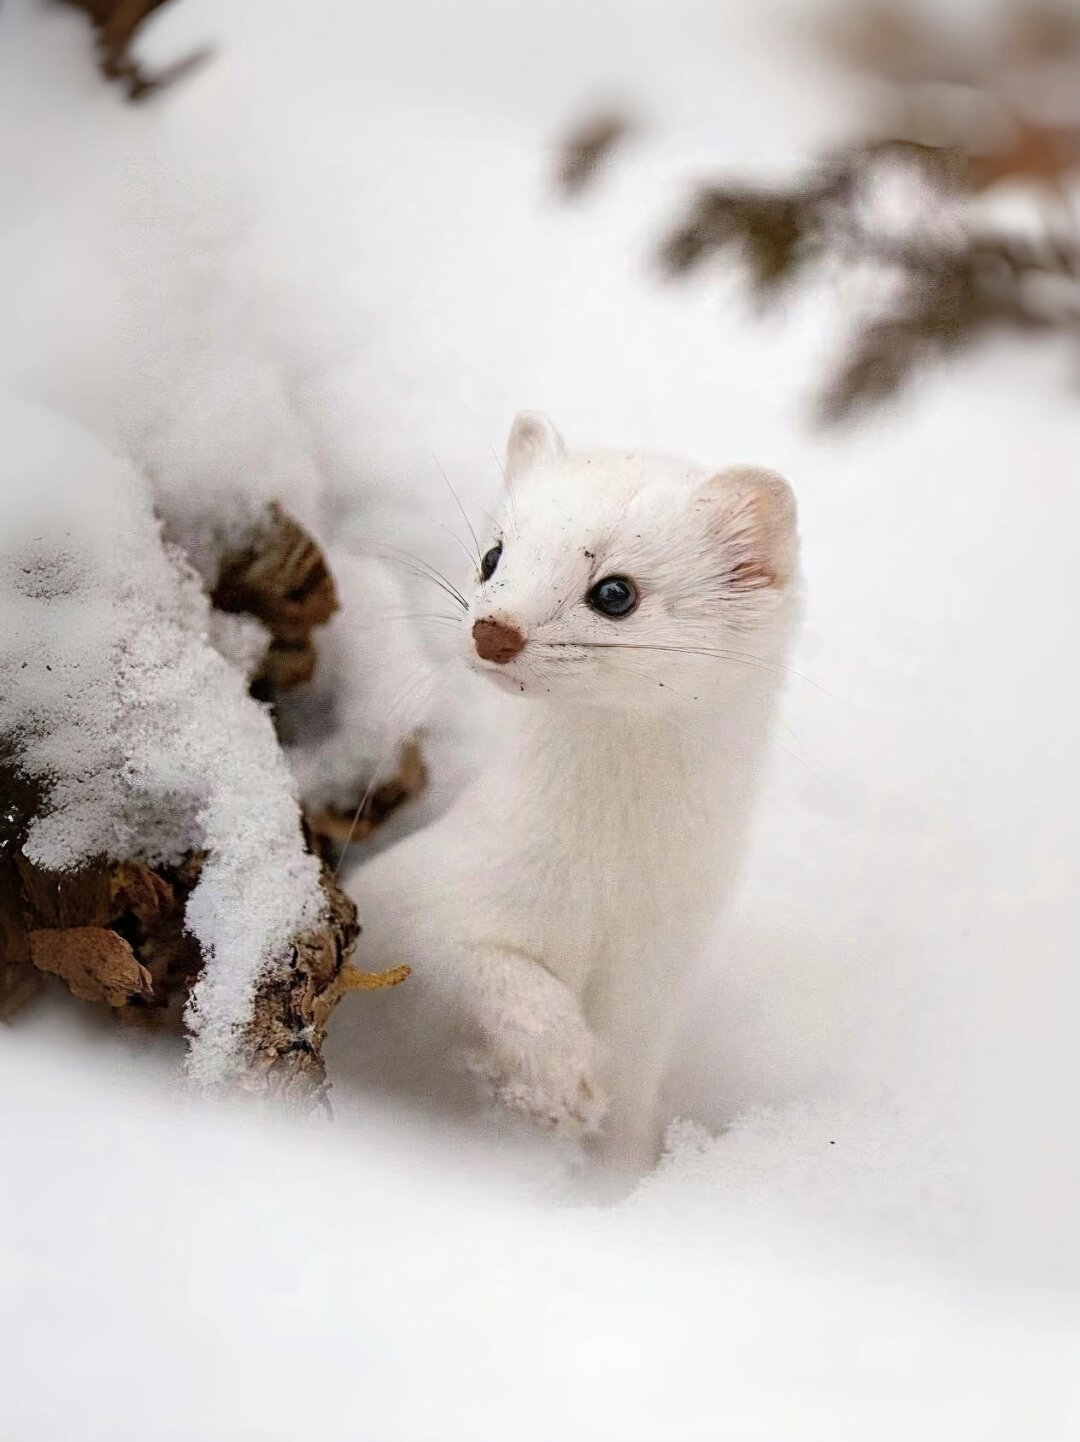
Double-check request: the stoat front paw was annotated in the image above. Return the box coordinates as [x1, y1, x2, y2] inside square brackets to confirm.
[463, 1013, 607, 1138]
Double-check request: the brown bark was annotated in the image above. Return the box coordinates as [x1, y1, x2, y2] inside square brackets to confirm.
[1, 769, 43, 1019]
[238, 867, 362, 1101]
[0, 858, 40, 1020]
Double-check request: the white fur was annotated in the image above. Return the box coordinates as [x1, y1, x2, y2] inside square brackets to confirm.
[346, 415, 800, 1170]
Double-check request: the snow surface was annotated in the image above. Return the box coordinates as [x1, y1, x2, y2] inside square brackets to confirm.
[2, 0, 1080, 1437]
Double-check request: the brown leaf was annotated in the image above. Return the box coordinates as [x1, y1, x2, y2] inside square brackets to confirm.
[109, 860, 175, 930]
[28, 927, 154, 1008]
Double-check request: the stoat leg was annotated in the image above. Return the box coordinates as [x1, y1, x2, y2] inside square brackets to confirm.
[588, 965, 684, 1173]
[453, 944, 607, 1139]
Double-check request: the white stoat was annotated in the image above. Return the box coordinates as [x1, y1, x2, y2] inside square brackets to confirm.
[345, 412, 801, 1169]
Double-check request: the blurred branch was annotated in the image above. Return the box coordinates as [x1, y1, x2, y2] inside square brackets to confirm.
[59, 0, 210, 100]
[660, 141, 1080, 421]
[557, 2, 1080, 423]
[556, 111, 633, 197]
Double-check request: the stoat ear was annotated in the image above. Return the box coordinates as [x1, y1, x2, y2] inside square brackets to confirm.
[695, 465, 797, 589]
[506, 411, 565, 480]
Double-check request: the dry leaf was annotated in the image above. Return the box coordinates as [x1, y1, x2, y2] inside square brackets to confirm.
[28, 926, 154, 1007]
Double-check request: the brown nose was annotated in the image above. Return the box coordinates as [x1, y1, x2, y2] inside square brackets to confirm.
[472, 618, 525, 664]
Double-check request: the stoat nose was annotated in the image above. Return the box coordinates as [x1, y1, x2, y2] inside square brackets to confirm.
[472, 617, 525, 664]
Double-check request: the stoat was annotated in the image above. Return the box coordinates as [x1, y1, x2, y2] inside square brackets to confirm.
[346, 412, 800, 1169]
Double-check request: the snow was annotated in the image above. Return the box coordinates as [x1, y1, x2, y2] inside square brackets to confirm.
[279, 544, 439, 814]
[2, 0, 1080, 1436]
[4, 1029, 1078, 1442]
[0, 393, 325, 1085]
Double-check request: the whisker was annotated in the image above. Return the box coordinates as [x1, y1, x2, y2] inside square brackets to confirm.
[536, 640, 828, 693]
[775, 718, 819, 766]
[346, 615, 462, 636]
[389, 562, 468, 612]
[431, 455, 481, 564]
[691, 647, 830, 695]
[353, 541, 468, 611]
[454, 392, 516, 530]
[381, 548, 469, 607]
[456, 392, 507, 480]
[770, 733, 837, 791]
[418, 507, 479, 570]
[385, 609, 464, 625]
[332, 658, 453, 875]
[504, 467, 519, 532]
[604, 657, 697, 703]
[361, 540, 468, 596]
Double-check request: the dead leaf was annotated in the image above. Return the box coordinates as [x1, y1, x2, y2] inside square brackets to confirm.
[28, 927, 154, 1007]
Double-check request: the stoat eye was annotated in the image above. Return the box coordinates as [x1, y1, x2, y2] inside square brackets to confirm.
[587, 575, 638, 617]
[480, 543, 502, 581]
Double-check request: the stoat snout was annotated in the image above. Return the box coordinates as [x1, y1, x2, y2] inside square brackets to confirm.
[472, 617, 525, 665]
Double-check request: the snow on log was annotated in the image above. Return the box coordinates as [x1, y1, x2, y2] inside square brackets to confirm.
[0, 392, 358, 1091]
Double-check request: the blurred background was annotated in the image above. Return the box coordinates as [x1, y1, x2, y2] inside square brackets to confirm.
[2, 1, 1079, 1437]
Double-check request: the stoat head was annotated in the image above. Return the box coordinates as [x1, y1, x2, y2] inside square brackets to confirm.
[465, 411, 799, 709]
